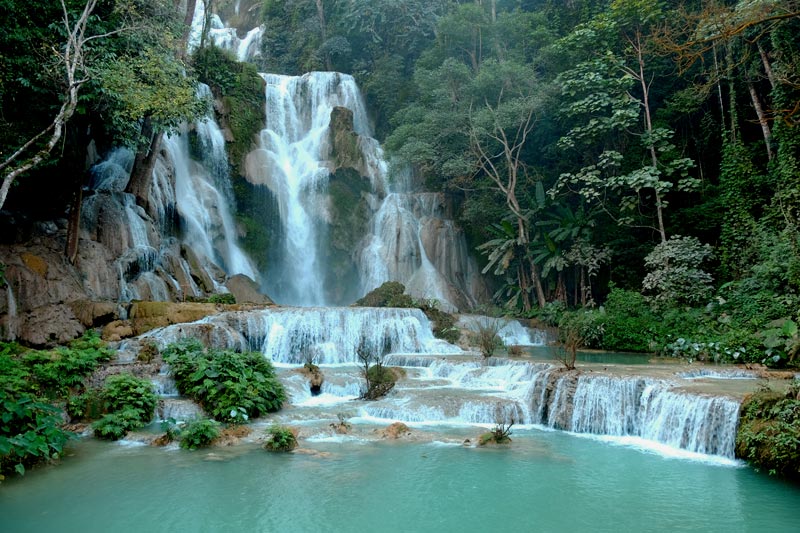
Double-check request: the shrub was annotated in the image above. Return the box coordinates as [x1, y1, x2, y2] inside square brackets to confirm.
[599, 288, 663, 352]
[1, 334, 113, 478]
[357, 341, 399, 400]
[0, 393, 73, 477]
[474, 320, 503, 360]
[207, 293, 236, 305]
[180, 418, 220, 450]
[90, 374, 157, 440]
[20, 331, 114, 397]
[163, 338, 286, 423]
[264, 425, 297, 452]
[643, 235, 714, 307]
[92, 409, 144, 441]
[355, 281, 406, 307]
[100, 374, 157, 426]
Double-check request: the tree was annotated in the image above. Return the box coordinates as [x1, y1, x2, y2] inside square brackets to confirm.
[0, 0, 110, 211]
[642, 235, 714, 307]
[552, 2, 699, 244]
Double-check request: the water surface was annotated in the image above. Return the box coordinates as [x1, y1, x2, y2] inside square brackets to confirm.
[2, 428, 798, 532]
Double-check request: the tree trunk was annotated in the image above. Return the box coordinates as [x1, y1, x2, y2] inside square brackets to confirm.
[757, 42, 776, 90]
[65, 185, 83, 264]
[748, 81, 773, 160]
[126, 118, 162, 209]
[529, 260, 546, 308]
[634, 31, 666, 243]
[178, 0, 198, 55]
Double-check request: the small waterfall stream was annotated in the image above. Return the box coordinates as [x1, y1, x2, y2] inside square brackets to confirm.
[3, 285, 18, 340]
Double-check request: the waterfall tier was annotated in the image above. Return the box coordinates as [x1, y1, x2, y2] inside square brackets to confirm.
[144, 306, 462, 365]
[144, 309, 740, 459]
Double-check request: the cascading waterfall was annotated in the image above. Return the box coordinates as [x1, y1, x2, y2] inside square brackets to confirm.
[246, 72, 371, 305]
[145, 306, 461, 364]
[188, 1, 263, 62]
[166, 84, 258, 281]
[358, 179, 485, 312]
[137, 5, 745, 465]
[457, 314, 549, 346]
[535, 372, 741, 457]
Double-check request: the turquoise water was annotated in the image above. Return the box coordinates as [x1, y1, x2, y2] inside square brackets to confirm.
[526, 346, 653, 365]
[2, 428, 799, 532]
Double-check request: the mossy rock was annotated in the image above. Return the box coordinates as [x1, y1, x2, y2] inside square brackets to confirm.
[329, 106, 362, 171]
[735, 390, 800, 480]
[355, 282, 407, 307]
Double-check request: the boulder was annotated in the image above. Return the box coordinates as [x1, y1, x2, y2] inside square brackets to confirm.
[68, 300, 120, 327]
[225, 274, 273, 304]
[380, 422, 412, 440]
[16, 303, 85, 347]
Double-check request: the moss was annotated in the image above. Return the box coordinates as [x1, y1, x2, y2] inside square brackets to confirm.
[329, 106, 361, 171]
[354, 282, 459, 343]
[232, 180, 280, 274]
[192, 46, 265, 176]
[322, 168, 371, 303]
[355, 282, 407, 307]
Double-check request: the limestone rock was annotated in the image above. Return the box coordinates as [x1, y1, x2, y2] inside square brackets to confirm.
[181, 244, 215, 294]
[380, 422, 412, 440]
[17, 304, 85, 347]
[225, 274, 272, 304]
[126, 301, 220, 335]
[328, 106, 362, 172]
[68, 300, 120, 327]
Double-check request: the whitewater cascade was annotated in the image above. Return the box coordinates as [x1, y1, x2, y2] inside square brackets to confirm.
[165, 85, 258, 281]
[83, 84, 256, 302]
[144, 309, 741, 459]
[143, 307, 461, 365]
[244, 71, 486, 309]
[457, 315, 550, 346]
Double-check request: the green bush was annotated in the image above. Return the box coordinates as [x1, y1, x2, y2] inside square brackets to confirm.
[90, 374, 157, 440]
[20, 331, 114, 398]
[264, 425, 297, 452]
[1, 334, 115, 478]
[163, 338, 286, 423]
[207, 293, 236, 305]
[92, 409, 145, 441]
[100, 374, 157, 426]
[599, 289, 663, 352]
[180, 418, 220, 450]
[0, 393, 72, 477]
[355, 281, 406, 307]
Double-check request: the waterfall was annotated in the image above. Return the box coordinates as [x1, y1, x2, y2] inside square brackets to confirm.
[246, 72, 371, 305]
[358, 183, 485, 312]
[537, 372, 741, 458]
[167, 85, 258, 281]
[457, 315, 549, 346]
[145, 306, 462, 364]
[188, 1, 263, 62]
